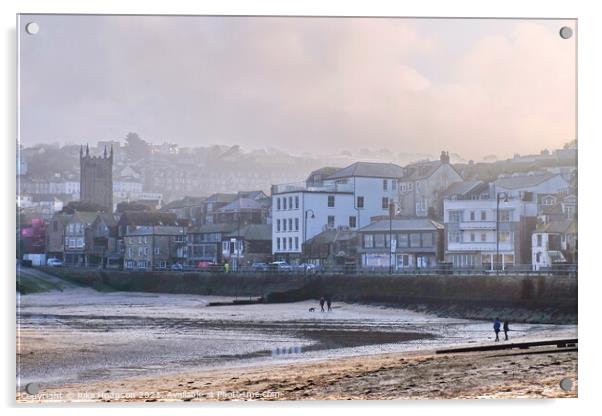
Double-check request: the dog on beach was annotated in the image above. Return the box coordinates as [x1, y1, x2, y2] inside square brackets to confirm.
[308, 307, 316, 312]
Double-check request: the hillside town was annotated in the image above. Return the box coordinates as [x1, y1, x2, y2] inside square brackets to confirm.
[17, 137, 577, 274]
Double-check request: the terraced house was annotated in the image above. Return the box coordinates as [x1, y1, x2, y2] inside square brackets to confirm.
[357, 217, 444, 270]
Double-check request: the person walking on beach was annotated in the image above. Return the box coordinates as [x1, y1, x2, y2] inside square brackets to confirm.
[326, 297, 332, 312]
[319, 297, 325, 312]
[503, 320, 510, 341]
[493, 317, 501, 342]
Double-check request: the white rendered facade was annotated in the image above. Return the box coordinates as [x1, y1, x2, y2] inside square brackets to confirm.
[271, 174, 400, 258]
[443, 198, 537, 269]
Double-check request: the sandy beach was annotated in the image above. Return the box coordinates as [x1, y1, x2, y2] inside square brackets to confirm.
[16, 288, 577, 402]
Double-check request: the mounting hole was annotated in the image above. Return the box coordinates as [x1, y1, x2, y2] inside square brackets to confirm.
[25, 22, 39, 35]
[559, 378, 573, 391]
[559, 26, 573, 40]
[25, 382, 40, 395]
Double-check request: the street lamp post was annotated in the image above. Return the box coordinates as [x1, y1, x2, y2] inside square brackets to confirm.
[495, 192, 509, 273]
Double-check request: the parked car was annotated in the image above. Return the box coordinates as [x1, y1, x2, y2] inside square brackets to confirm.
[170, 263, 184, 271]
[250, 262, 269, 272]
[46, 258, 63, 267]
[269, 261, 293, 272]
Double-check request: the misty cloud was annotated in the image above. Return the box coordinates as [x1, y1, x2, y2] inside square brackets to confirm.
[19, 15, 575, 160]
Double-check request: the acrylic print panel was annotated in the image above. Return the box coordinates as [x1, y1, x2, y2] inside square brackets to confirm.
[16, 14, 577, 403]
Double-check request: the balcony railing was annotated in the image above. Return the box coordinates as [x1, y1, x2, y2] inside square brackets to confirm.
[447, 242, 514, 252]
[271, 181, 353, 195]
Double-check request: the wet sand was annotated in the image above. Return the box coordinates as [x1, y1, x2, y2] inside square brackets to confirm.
[16, 288, 577, 401]
[17, 346, 577, 402]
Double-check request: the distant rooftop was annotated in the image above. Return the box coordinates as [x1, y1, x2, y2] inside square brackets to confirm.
[359, 218, 444, 232]
[326, 162, 404, 180]
[495, 173, 564, 189]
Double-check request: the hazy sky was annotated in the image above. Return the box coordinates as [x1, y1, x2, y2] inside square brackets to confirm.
[18, 15, 576, 160]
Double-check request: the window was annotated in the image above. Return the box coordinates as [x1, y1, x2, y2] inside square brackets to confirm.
[397, 233, 409, 248]
[480, 233, 487, 242]
[277, 198, 281, 210]
[295, 237, 299, 250]
[288, 237, 293, 250]
[154, 247, 160, 255]
[283, 219, 287, 231]
[283, 238, 287, 250]
[357, 196, 364, 208]
[470, 233, 475, 242]
[382, 197, 389, 209]
[277, 219, 281, 232]
[383, 179, 388, 191]
[138, 247, 144, 256]
[328, 195, 335, 207]
[327, 215, 335, 228]
[288, 218, 293, 231]
[277, 238, 280, 250]
[480, 211, 487, 221]
[410, 233, 421, 247]
[448, 232, 460, 243]
[499, 210, 512, 222]
[295, 196, 299, 209]
[392, 180, 397, 190]
[537, 234, 542, 247]
[499, 232, 511, 242]
[288, 197, 293, 210]
[449, 211, 462, 223]
[470, 211, 475, 221]
[364, 234, 374, 248]
[349, 216, 357, 228]
[536, 252, 541, 262]
[295, 218, 299, 231]
[374, 234, 385, 248]
[422, 233, 433, 247]
[283, 197, 287, 210]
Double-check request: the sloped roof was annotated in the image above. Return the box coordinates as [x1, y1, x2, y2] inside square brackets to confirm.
[218, 198, 263, 212]
[359, 218, 444, 232]
[226, 224, 272, 240]
[536, 219, 576, 234]
[237, 190, 267, 200]
[495, 173, 564, 190]
[70, 211, 100, 225]
[307, 167, 341, 180]
[305, 229, 358, 245]
[401, 161, 443, 181]
[118, 211, 179, 227]
[205, 193, 237, 203]
[326, 162, 404, 180]
[441, 180, 485, 197]
[190, 223, 238, 234]
[94, 212, 118, 227]
[162, 196, 206, 210]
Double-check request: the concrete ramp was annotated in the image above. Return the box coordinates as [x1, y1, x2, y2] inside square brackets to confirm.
[17, 266, 80, 294]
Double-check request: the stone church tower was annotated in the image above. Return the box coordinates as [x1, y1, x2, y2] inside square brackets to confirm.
[80, 144, 113, 211]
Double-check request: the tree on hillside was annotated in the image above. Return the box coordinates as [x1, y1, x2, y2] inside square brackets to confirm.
[125, 132, 151, 161]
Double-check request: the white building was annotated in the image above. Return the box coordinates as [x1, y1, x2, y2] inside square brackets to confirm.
[531, 219, 577, 271]
[271, 162, 403, 261]
[494, 173, 570, 200]
[443, 198, 537, 270]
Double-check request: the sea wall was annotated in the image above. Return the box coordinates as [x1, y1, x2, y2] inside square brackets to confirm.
[39, 268, 577, 324]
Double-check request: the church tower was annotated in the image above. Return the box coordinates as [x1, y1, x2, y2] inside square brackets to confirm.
[80, 144, 113, 211]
